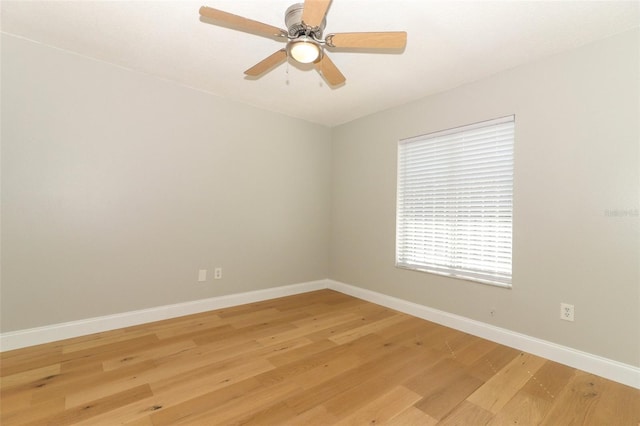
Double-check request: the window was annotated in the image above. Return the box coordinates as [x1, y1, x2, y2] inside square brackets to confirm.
[396, 116, 514, 287]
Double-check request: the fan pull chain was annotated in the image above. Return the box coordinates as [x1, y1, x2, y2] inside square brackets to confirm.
[318, 48, 324, 88]
[285, 52, 290, 86]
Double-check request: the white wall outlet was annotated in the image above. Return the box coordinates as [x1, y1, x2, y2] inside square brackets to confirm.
[214, 267, 222, 280]
[560, 303, 574, 321]
[198, 269, 207, 282]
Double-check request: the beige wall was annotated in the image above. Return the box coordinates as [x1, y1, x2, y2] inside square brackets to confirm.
[1, 35, 332, 331]
[330, 29, 639, 366]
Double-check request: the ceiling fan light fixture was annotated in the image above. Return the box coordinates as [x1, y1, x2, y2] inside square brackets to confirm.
[288, 37, 321, 63]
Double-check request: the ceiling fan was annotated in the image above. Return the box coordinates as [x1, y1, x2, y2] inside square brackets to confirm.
[199, 0, 407, 87]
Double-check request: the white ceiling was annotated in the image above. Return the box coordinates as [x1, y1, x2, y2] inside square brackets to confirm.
[2, 1, 638, 127]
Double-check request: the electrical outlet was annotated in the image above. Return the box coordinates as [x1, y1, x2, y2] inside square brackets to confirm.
[214, 267, 222, 280]
[560, 303, 574, 321]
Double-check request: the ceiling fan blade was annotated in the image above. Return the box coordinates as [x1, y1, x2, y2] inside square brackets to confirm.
[314, 53, 345, 87]
[199, 6, 287, 39]
[327, 32, 407, 49]
[302, 0, 332, 27]
[244, 49, 288, 77]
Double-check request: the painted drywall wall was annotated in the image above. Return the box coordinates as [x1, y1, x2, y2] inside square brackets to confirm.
[1, 35, 332, 332]
[2, 28, 638, 370]
[330, 29, 640, 366]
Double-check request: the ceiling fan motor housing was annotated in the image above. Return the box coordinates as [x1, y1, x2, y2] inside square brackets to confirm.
[285, 3, 326, 39]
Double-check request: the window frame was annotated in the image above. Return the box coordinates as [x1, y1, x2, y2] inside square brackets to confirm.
[395, 115, 515, 288]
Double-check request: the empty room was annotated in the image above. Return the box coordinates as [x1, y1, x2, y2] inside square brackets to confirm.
[1, 0, 639, 424]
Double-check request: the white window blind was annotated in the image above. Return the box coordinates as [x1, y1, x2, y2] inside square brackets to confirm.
[396, 115, 514, 287]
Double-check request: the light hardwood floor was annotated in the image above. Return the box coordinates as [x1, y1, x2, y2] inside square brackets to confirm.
[1, 290, 638, 425]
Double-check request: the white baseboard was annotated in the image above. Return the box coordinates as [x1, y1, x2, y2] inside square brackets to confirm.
[2, 278, 637, 389]
[326, 280, 640, 389]
[0, 279, 328, 352]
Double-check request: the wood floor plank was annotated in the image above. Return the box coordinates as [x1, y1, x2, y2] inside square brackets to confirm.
[1, 348, 66, 378]
[321, 346, 437, 418]
[389, 405, 439, 425]
[291, 351, 362, 390]
[3, 334, 160, 379]
[255, 341, 358, 388]
[467, 351, 547, 414]
[0, 363, 61, 390]
[445, 335, 498, 366]
[172, 380, 302, 425]
[148, 356, 275, 405]
[483, 360, 575, 425]
[405, 356, 485, 420]
[64, 395, 162, 426]
[0, 388, 33, 415]
[61, 329, 156, 354]
[239, 401, 298, 425]
[32, 360, 156, 406]
[467, 343, 521, 381]
[328, 312, 409, 345]
[0, 290, 637, 425]
[304, 303, 399, 340]
[190, 319, 297, 346]
[540, 371, 640, 426]
[1, 341, 63, 363]
[26, 384, 153, 426]
[59, 353, 104, 372]
[520, 359, 575, 401]
[64, 335, 265, 408]
[585, 378, 640, 425]
[296, 312, 396, 347]
[218, 307, 294, 329]
[334, 385, 422, 425]
[255, 314, 357, 346]
[101, 339, 197, 372]
[486, 391, 551, 425]
[267, 338, 338, 367]
[280, 405, 338, 426]
[63, 362, 159, 409]
[1, 395, 66, 425]
[147, 378, 262, 425]
[291, 311, 361, 334]
[61, 333, 159, 358]
[437, 400, 495, 425]
[414, 367, 485, 420]
[123, 415, 154, 426]
[151, 315, 225, 340]
[283, 343, 413, 415]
